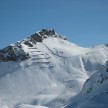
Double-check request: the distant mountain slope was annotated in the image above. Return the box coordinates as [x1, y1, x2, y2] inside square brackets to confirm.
[0, 29, 108, 108]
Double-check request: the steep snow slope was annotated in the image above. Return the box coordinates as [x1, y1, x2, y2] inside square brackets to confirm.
[0, 29, 108, 108]
[65, 61, 108, 108]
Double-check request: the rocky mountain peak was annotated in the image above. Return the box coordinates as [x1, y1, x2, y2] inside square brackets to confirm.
[29, 28, 67, 42]
[0, 29, 67, 62]
[29, 29, 55, 42]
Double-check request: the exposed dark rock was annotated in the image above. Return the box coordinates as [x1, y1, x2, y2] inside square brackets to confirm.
[39, 31, 45, 35]
[63, 37, 67, 40]
[87, 87, 92, 93]
[31, 33, 42, 42]
[0, 54, 5, 61]
[40, 29, 55, 36]
[41, 29, 55, 36]
[43, 36, 47, 39]
[105, 44, 108, 47]
[0, 46, 16, 61]
[42, 29, 49, 33]
[106, 68, 108, 72]
[15, 42, 22, 48]
[49, 29, 55, 35]
[24, 41, 33, 47]
[0, 45, 30, 62]
[30, 29, 55, 42]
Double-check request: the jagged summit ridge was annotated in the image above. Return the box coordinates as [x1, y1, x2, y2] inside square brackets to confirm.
[0, 29, 67, 62]
[29, 28, 67, 42]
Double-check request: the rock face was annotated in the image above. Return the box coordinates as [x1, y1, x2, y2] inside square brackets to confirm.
[105, 44, 108, 47]
[0, 54, 4, 61]
[41, 29, 55, 36]
[30, 33, 42, 42]
[0, 45, 30, 61]
[30, 29, 55, 42]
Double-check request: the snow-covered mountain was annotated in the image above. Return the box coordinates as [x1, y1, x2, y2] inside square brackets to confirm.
[65, 61, 108, 108]
[0, 29, 108, 108]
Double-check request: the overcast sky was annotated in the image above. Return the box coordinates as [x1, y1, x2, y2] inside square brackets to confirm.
[0, 0, 108, 48]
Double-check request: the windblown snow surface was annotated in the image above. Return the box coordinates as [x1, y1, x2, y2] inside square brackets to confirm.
[0, 30, 108, 108]
[65, 61, 108, 108]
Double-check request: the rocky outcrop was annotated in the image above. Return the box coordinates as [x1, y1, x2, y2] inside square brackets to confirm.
[24, 41, 33, 47]
[30, 29, 55, 42]
[0, 54, 4, 61]
[30, 33, 42, 42]
[105, 44, 108, 47]
[0, 45, 30, 62]
[41, 29, 55, 36]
